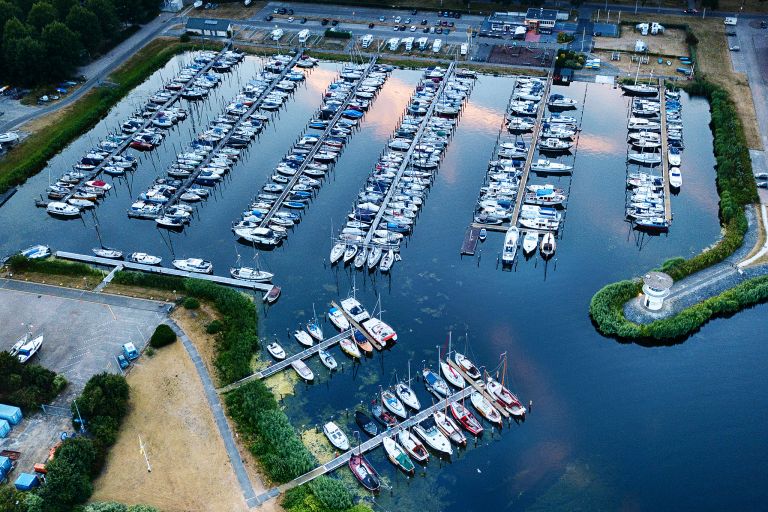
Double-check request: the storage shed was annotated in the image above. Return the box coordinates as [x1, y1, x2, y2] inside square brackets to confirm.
[0, 404, 22, 425]
[14, 473, 39, 491]
[0, 418, 10, 438]
[185, 18, 232, 38]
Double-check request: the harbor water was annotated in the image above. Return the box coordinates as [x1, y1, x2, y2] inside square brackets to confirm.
[1, 55, 767, 510]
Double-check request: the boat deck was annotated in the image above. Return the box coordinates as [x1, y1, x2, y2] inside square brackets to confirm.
[57, 45, 233, 205]
[253, 385, 487, 505]
[217, 329, 354, 393]
[659, 79, 672, 223]
[140, 51, 304, 218]
[460, 226, 481, 255]
[257, 57, 379, 228]
[53, 251, 274, 292]
[509, 74, 553, 228]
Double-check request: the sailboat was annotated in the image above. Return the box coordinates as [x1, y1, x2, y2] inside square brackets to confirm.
[397, 429, 429, 463]
[486, 353, 527, 417]
[339, 337, 361, 359]
[396, 361, 422, 410]
[621, 62, 659, 96]
[10, 327, 43, 364]
[540, 232, 556, 259]
[306, 304, 324, 341]
[230, 252, 274, 282]
[449, 401, 484, 436]
[470, 391, 503, 427]
[433, 410, 467, 446]
[382, 437, 415, 475]
[441, 333, 466, 388]
[381, 388, 407, 419]
[361, 294, 397, 348]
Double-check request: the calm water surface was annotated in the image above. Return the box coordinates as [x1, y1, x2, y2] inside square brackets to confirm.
[1, 56, 767, 511]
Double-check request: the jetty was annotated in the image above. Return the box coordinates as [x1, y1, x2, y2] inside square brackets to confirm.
[658, 79, 672, 223]
[330, 300, 383, 350]
[256, 56, 380, 229]
[446, 358, 509, 418]
[357, 61, 458, 251]
[253, 385, 486, 503]
[58, 45, 234, 205]
[217, 329, 354, 393]
[53, 251, 274, 293]
[137, 51, 304, 218]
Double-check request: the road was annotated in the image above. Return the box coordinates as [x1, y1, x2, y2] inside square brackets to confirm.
[0, 11, 181, 133]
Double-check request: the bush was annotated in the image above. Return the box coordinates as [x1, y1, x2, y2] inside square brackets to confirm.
[180, 33, 191, 43]
[325, 28, 352, 39]
[283, 482, 367, 512]
[309, 477, 354, 510]
[150, 324, 177, 348]
[183, 297, 200, 309]
[37, 437, 98, 511]
[74, 372, 129, 448]
[85, 502, 160, 512]
[145, 347, 155, 357]
[0, 351, 64, 411]
[6, 255, 103, 278]
[557, 32, 574, 44]
[206, 320, 224, 334]
[111, 270, 185, 291]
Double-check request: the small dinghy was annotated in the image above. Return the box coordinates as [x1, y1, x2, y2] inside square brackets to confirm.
[263, 286, 281, 304]
[371, 403, 398, 427]
[318, 349, 338, 371]
[267, 342, 286, 360]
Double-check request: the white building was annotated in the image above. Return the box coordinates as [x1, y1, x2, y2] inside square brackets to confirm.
[641, 272, 673, 311]
[185, 19, 232, 38]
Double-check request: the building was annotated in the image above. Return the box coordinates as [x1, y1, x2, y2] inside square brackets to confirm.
[185, 18, 232, 38]
[525, 8, 558, 34]
[641, 272, 673, 311]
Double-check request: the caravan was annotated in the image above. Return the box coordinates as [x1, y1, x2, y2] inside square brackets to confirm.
[388, 37, 400, 51]
[460, 43, 468, 56]
[271, 28, 284, 41]
[432, 38, 442, 53]
[403, 37, 415, 51]
[361, 34, 373, 48]
[298, 29, 310, 43]
[417, 36, 428, 50]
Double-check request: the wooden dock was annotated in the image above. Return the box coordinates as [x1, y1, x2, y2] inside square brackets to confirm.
[460, 226, 481, 255]
[57, 45, 233, 205]
[257, 57, 379, 228]
[254, 385, 484, 503]
[217, 329, 354, 393]
[658, 79, 672, 223]
[330, 300, 383, 350]
[150, 51, 304, 217]
[54, 251, 274, 293]
[359, 62, 459, 249]
[509, 74, 553, 228]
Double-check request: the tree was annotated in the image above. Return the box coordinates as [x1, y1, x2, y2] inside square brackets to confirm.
[0, 486, 25, 512]
[85, 0, 120, 39]
[41, 21, 81, 80]
[75, 372, 130, 445]
[2, 17, 30, 45]
[66, 5, 101, 55]
[52, 0, 76, 18]
[37, 456, 93, 512]
[0, 1, 22, 42]
[3, 35, 45, 85]
[27, 2, 57, 33]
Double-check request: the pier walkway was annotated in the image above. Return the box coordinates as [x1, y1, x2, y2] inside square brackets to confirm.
[58, 45, 232, 204]
[509, 74, 553, 228]
[358, 62, 458, 249]
[54, 251, 274, 293]
[253, 385, 479, 504]
[330, 300, 384, 350]
[217, 329, 353, 393]
[257, 57, 379, 228]
[659, 79, 672, 223]
[146, 51, 303, 216]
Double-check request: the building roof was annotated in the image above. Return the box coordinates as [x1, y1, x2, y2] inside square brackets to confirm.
[643, 271, 673, 289]
[525, 8, 558, 21]
[186, 18, 232, 31]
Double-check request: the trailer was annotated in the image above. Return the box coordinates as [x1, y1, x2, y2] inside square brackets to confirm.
[14, 473, 39, 491]
[388, 37, 400, 51]
[460, 43, 468, 55]
[0, 419, 9, 439]
[403, 36, 415, 51]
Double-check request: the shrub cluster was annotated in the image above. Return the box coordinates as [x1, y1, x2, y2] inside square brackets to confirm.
[73, 372, 129, 450]
[555, 49, 584, 69]
[6, 255, 103, 278]
[149, 324, 176, 349]
[0, 351, 66, 411]
[111, 270, 185, 291]
[283, 481, 370, 512]
[183, 297, 200, 309]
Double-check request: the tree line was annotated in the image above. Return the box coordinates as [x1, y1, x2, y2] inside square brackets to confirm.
[0, 0, 159, 86]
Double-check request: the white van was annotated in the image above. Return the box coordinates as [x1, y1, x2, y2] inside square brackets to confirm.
[460, 43, 468, 56]
[298, 29, 310, 44]
[724, 17, 737, 25]
[361, 34, 373, 48]
[432, 38, 442, 53]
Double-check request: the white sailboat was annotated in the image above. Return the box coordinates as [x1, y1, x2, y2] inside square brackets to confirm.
[396, 361, 422, 410]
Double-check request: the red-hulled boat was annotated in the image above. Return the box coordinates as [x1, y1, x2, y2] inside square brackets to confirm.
[449, 401, 484, 436]
[486, 376, 526, 418]
[349, 453, 381, 492]
[371, 403, 398, 428]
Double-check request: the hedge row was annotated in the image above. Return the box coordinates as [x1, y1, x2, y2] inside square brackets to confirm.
[590, 80, 760, 342]
[7, 255, 104, 278]
[111, 270, 185, 291]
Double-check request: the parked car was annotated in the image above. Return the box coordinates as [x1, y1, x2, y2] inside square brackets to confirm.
[729, 45, 740, 51]
[301, 17, 307, 24]
[331, 19, 339, 26]
[421, 18, 428, 25]
[395, 16, 401, 23]
[287, 16, 294, 22]
[726, 30, 736, 36]
[116, 354, 129, 370]
[265, 14, 273, 21]
[379, 16, 385, 22]
[410, 25, 416, 31]
[321, 18, 329, 25]
[122, 342, 139, 360]
[274, 7, 286, 14]
[369, 22, 375, 28]
[761, 20, 767, 28]
[411, 9, 418, 15]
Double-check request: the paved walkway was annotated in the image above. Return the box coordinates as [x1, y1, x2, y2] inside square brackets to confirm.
[625, 207, 768, 323]
[168, 320, 264, 509]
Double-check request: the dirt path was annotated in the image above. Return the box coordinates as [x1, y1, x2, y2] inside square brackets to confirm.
[91, 341, 249, 511]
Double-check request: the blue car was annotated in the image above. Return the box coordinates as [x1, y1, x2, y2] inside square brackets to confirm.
[116, 354, 130, 370]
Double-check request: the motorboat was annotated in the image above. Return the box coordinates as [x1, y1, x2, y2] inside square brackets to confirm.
[668, 147, 682, 166]
[628, 152, 662, 165]
[486, 376, 527, 417]
[266, 342, 286, 360]
[470, 391, 503, 427]
[395, 381, 421, 410]
[530, 159, 573, 174]
[413, 417, 452, 456]
[293, 330, 314, 347]
[423, 367, 450, 397]
[341, 297, 370, 323]
[382, 437, 415, 475]
[318, 349, 338, 371]
[92, 247, 123, 259]
[263, 286, 281, 304]
[20, 245, 51, 259]
[12, 333, 43, 364]
[397, 429, 429, 463]
[540, 232, 556, 259]
[449, 401, 484, 436]
[128, 252, 162, 265]
[47, 201, 81, 217]
[323, 421, 349, 451]
[670, 167, 683, 189]
[634, 217, 670, 231]
[547, 94, 577, 109]
[291, 359, 314, 381]
[434, 410, 467, 446]
[371, 403, 398, 427]
[381, 389, 407, 419]
[454, 352, 481, 380]
[362, 318, 397, 347]
[501, 226, 519, 265]
[230, 266, 274, 282]
[172, 258, 212, 274]
[328, 307, 350, 331]
[349, 453, 381, 492]
[339, 337, 361, 359]
[522, 232, 538, 255]
[440, 361, 466, 388]
[355, 410, 379, 437]
[353, 329, 374, 355]
[537, 138, 572, 152]
[478, 228, 487, 242]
